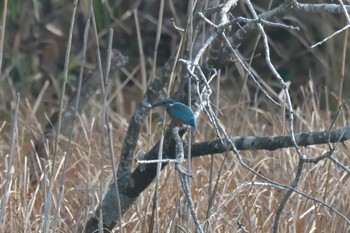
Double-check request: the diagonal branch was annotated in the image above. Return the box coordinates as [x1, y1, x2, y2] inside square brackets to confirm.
[116, 55, 176, 178]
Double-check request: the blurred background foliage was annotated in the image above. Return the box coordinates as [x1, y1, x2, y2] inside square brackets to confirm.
[1, 2, 350, 231]
[0, 0, 349, 123]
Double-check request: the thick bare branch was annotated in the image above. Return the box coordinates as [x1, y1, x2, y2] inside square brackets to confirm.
[190, 126, 350, 155]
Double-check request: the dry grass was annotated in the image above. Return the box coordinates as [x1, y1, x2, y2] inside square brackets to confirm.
[1, 1, 350, 233]
[1, 80, 350, 233]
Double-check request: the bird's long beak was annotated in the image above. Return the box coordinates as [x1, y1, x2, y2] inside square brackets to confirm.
[151, 101, 164, 108]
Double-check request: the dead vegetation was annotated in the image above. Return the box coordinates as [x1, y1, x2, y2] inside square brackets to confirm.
[1, 1, 350, 232]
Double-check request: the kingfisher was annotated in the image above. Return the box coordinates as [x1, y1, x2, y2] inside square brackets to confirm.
[152, 98, 197, 129]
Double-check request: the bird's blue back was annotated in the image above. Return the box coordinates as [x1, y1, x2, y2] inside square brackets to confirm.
[166, 102, 197, 129]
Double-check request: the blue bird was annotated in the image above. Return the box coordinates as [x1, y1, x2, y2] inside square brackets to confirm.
[152, 98, 197, 129]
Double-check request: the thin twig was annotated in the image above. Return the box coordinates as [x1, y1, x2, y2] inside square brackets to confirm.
[173, 127, 204, 233]
[52, 1, 93, 231]
[0, 93, 19, 225]
[0, 0, 7, 76]
[44, 0, 79, 232]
